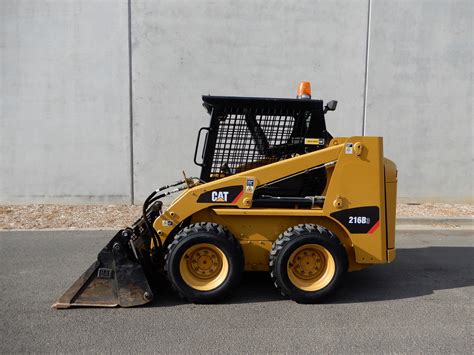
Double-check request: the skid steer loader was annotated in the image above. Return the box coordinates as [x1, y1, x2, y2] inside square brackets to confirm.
[53, 82, 397, 308]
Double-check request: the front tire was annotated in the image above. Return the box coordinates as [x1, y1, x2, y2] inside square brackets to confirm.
[269, 224, 347, 303]
[165, 222, 244, 303]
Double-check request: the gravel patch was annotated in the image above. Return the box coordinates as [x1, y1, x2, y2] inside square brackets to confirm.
[397, 203, 473, 218]
[0, 205, 142, 230]
[0, 203, 472, 230]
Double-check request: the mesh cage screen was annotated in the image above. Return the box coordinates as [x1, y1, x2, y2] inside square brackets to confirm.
[208, 107, 310, 180]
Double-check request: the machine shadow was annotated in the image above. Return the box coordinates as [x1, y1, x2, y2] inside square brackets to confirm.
[150, 246, 474, 307]
[334, 246, 474, 303]
[149, 272, 281, 307]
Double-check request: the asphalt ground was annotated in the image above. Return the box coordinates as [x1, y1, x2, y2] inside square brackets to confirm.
[0, 229, 472, 353]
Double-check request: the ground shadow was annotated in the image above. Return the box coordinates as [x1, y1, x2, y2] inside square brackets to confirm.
[149, 271, 281, 307]
[333, 246, 474, 303]
[149, 246, 474, 307]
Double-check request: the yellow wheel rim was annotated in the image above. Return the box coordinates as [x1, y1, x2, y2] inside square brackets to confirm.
[287, 244, 335, 291]
[179, 243, 229, 291]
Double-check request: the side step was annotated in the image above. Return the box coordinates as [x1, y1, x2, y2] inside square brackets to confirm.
[52, 230, 153, 309]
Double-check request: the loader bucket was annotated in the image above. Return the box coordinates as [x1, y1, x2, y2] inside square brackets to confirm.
[52, 230, 153, 309]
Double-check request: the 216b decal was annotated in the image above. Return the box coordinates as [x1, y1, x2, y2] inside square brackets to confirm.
[348, 216, 371, 224]
[331, 206, 380, 234]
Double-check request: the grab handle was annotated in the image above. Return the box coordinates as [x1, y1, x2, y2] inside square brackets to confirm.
[194, 127, 210, 166]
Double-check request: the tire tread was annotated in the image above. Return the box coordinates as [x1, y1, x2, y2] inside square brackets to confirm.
[164, 222, 243, 303]
[269, 223, 347, 303]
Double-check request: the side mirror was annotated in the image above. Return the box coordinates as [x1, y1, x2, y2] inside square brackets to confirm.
[324, 100, 338, 113]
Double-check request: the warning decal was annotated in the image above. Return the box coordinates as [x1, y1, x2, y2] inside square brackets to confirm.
[345, 143, 353, 154]
[246, 177, 255, 192]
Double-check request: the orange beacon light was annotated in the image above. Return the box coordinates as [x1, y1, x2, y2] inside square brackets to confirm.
[297, 81, 311, 99]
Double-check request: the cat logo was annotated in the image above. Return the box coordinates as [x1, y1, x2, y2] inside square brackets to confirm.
[197, 185, 243, 204]
[211, 191, 229, 202]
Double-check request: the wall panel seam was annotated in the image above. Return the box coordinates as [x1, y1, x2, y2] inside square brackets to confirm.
[362, 0, 372, 136]
[128, 0, 135, 204]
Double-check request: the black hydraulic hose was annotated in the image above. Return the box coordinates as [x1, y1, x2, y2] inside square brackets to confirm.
[156, 180, 186, 192]
[146, 177, 202, 206]
[252, 195, 325, 208]
[142, 191, 162, 250]
[147, 188, 184, 206]
[141, 179, 193, 252]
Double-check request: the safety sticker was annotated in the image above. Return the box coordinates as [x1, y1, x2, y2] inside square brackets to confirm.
[345, 143, 353, 154]
[162, 220, 173, 226]
[304, 138, 325, 145]
[246, 177, 255, 193]
[97, 268, 113, 279]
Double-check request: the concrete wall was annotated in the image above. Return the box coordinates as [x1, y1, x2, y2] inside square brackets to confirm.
[366, 0, 473, 202]
[1, 0, 472, 204]
[0, 0, 131, 203]
[131, 0, 370, 201]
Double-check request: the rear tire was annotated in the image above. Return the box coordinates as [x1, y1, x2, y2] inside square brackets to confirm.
[165, 222, 244, 303]
[269, 224, 347, 303]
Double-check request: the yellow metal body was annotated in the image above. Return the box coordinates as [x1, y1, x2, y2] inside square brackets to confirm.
[153, 136, 397, 273]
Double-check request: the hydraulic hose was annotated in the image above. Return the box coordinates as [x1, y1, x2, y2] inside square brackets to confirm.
[142, 191, 162, 251]
[141, 178, 197, 252]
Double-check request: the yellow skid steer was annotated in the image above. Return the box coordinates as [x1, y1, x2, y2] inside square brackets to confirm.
[53, 82, 397, 308]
